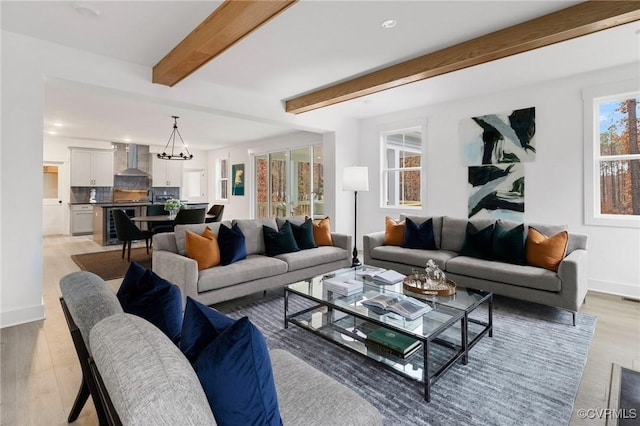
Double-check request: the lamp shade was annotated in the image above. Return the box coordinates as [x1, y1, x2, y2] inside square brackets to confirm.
[343, 166, 369, 192]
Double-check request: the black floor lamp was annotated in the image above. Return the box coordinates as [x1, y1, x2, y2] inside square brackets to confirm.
[343, 166, 369, 267]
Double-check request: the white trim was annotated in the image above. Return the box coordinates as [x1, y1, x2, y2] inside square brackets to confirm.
[588, 279, 640, 300]
[1, 303, 45, 328]
[379, 121, 426, 209]
[583, 79, 640, 228]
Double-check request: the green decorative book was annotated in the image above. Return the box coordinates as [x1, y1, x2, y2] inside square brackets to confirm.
[366, 327, 421, 358]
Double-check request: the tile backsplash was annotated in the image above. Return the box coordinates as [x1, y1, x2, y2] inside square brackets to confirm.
[70, 187, 112, 203]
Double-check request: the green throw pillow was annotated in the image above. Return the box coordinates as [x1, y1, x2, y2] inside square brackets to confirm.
[262, 221, 300, 257]
[493, 222, 526, 265]
[459, 222, 494, 260]
[289, 218, 317, 250]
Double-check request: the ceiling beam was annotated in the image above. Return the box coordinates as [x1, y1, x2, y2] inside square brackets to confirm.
[153, 0, 297, 87]
[285, 1, 640, 114]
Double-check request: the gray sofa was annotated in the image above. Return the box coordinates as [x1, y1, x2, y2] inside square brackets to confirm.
[152, 217, 352, 306]
[364, 215, 588, 323]
[60, 271, 382, 425]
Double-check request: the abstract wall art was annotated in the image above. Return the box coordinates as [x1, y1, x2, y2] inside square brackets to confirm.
[231, 163, 245, 196]
[461, 107, 536, 165]
[468, 164, 524, 221]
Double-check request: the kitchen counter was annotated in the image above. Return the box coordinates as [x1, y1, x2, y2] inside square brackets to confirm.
[91, 202, 208, 208]
[92, 202, 210, 245]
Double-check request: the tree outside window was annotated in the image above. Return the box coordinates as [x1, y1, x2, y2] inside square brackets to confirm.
[381, 127, 423, 208]
[597, 96, 639, 216]
[218, 158, 229, 201]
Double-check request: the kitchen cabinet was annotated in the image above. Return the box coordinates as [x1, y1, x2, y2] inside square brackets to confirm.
[70, 204, 94, 235]
[151, 155, 183, 187]
[70, 148, 114, 186]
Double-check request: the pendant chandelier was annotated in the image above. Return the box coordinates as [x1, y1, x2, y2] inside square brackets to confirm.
[157, 116, 193, 160]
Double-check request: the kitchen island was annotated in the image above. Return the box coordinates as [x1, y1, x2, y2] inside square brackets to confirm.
[93, 202, 208, 246]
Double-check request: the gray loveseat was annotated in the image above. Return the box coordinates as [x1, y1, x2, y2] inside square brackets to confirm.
[152, 217, 351, 306]
[60, 271, 382, 425]
[364, 215, 588, 324]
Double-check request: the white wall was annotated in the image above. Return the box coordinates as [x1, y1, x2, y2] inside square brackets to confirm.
[357, 63, 640, 298]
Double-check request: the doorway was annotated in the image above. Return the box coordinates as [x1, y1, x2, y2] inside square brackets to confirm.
[183, 169, 207, 203]
[42, 163, 65, 235]
[254, 145, 323, 219]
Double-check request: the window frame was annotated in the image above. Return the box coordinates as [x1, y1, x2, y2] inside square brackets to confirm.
[380, 124, 425, 210]
[583, 80, 640, 228]
[216, 157, 229, 203]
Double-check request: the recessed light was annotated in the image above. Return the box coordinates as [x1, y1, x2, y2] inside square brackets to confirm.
[53, 122, 64, 127]
[381, 19, 397, 29]
[48, 131, 58, 135]
[71, 2, 101, 18]
[123, 137, 132, 142]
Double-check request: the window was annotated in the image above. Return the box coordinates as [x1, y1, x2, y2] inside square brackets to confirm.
[584, 81, 640, 228]
[217, 158, 229, 202]
[381, 127, 423, 208]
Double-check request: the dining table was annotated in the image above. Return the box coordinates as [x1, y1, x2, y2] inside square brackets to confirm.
[130, 214, 216, 222]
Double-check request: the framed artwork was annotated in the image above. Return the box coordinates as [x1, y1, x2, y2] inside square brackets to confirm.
[461, 107, 536, 165]
[231, 163, 245, 196]
[468, 164, 524, 221]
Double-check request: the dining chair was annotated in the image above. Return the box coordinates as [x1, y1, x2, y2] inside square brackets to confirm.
[174, 208, 206, 225]
[111, 209, 153, 261]
[205, 204, 225, 223]
[146, 204, 173, 234]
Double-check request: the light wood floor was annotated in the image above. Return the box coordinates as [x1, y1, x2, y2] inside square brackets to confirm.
[1, 235, 638, 426]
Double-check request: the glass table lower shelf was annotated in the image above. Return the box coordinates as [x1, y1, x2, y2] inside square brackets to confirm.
[285, 286, 467, 402]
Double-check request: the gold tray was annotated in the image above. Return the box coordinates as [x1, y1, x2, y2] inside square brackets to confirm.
[403, 276, 456, 296]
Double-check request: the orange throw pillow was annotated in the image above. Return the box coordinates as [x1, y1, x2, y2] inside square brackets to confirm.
[525, 228, 568, 272]
[185, 227, 221, 270]
[384, 217, 405, 246]
[308, 216, 333, 246]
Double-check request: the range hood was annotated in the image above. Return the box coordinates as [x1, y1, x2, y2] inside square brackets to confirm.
[115, 144, 149, 176]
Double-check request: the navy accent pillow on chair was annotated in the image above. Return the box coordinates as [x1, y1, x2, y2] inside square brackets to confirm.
[493, 221, 526, 265]
[402, 217, 437, 250]
[117, 262, 183, 344]
[289, 218, 317, 250]
[180, 298, 282, 426]
[218, 223, 247, 265]
[459, 222, 495, 260]
[263, 221, 300, 256]
[180, 297, 235, 363]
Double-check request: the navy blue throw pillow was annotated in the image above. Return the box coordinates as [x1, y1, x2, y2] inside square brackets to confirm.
[289, 219, 317, 250]
[263, 221, 301, 256]
[180, 297, 235, 363]
[402, 217, 437, 250]
[117, 264, 183, 344]
[180, 299, 282, 426]
[218, 223, 247, 265]
[493, 221, 526, 265]
[459, 222, 495, 260]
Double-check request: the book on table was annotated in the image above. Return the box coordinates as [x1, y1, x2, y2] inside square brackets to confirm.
[323, 277, 363, 296]
[356, 268, 406, 285]
[366, 327, 421, 358]
[361, 294, 432, 320]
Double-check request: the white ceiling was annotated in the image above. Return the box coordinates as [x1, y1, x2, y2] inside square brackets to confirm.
[2, 1, 639, 150]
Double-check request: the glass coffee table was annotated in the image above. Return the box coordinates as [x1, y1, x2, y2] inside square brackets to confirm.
[285, 266, 469, 402]
[403, 284, 493, 364]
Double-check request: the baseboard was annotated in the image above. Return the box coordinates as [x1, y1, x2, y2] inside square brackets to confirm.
[0, 303, 45, 328]
[588, 279, 640, 300]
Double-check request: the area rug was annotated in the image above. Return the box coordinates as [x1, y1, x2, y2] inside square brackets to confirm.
[70, 247, 151, 280]
[218, 293, 596, 426]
